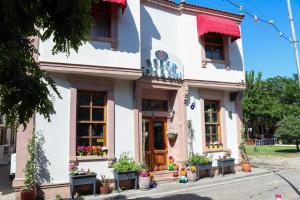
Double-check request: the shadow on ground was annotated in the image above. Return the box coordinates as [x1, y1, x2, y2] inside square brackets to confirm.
[101, 194, 213, 200]
[275, 149, 300, 153]
[275, 172, 300, 196]
[0, 164, 14, 196]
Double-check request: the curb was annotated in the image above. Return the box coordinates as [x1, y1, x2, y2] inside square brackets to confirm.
[92, 170, 278, 200]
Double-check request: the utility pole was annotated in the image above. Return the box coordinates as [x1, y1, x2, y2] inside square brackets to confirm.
[286, 0, 300, 86]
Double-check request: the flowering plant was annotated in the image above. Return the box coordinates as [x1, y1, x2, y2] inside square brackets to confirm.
[76, 146, 85, 156]
[76, 145, 107, 156]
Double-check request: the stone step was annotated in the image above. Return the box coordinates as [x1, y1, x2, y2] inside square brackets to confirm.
[153, 170, 179, 183]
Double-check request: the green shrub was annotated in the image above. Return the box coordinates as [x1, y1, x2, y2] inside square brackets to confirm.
[112, 152, 141, 173]
[188, 153, 210, 165]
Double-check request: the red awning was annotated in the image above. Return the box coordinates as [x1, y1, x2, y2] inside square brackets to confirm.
[197, 14, 241, 41]
[103, 0, 127, 13]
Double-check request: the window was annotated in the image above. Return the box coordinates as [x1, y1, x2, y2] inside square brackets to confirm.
[90, 2, 112, 38]
[204, 100, 221, 145]
[204, 33, 224, 60]
[142, 99, 168, 112]
[76, 91, 107, 150]
[0, 129, 6, 145]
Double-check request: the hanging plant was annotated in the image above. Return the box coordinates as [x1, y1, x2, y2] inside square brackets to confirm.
[167, 132, 178, 139]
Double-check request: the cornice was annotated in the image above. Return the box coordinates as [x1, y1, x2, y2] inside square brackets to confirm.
[141, 0, 244, 23]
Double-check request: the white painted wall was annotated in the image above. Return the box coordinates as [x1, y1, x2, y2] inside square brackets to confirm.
[186, 87, 202, 154]
[186, 89, 239, 165]
[114, 80, 135, 158]
[224, 92, 239, 163]
[35, 75, 136, 182]
[35, 74, 71, 183]
[39, 0, 141, 70]
[141, 4, 245, 83]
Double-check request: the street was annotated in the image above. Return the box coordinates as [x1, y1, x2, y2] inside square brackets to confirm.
[132, 170, 300, 200]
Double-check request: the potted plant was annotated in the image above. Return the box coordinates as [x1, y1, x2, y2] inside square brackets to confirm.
[138, 163, 150, 190]
[21, 134, 37, 200]
[240, 136, 251, 172]
[188, 153, 213, 179]
[167, 132, 178, 140]
[112, 152, 141, 191]
[99, 175, 110, 194]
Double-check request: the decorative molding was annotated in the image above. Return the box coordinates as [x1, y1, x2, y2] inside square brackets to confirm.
[185, 79, 246, 90]
[141, 0, 244, 23]
[39, 61, 143, 79]
[137, 77, 184, 91]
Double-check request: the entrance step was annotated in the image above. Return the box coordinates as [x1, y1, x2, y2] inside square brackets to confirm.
[153, 170, 179, 183]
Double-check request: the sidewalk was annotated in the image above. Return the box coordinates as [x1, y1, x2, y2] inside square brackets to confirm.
[77, 167, 273, 200]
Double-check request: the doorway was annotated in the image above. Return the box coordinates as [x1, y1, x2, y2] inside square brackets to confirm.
[143, 117, 168, 171]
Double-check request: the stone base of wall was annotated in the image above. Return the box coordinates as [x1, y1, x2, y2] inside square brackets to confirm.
[14, 183, 70, 200]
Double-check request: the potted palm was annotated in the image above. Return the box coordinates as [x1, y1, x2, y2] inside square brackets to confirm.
[21, 134, 37, 200]
[239, 137, 251, 172]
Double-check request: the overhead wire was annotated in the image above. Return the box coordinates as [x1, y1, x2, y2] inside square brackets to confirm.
[222, 0, 293, 43]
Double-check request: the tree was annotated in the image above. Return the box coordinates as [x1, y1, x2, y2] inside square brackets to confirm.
[0, 0, 95, 127]
[274, 116, 300, 151]
[242, 70, 264, 138]
[242, 71, 300, 139]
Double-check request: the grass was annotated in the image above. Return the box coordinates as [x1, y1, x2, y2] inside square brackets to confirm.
[246, 145, 300, 157]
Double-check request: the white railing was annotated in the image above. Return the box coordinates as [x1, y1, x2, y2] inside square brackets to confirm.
[255, 138, 277, 146]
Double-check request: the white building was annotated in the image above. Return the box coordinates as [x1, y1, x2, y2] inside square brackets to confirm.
[14, 0, 245, 198]
[0, 115, 16, 165]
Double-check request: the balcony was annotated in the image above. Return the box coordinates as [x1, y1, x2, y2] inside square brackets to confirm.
[142, 50, 184, 80]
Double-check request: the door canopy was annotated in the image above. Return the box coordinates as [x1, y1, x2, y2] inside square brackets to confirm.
[196, 14, 241, 42]
[103, 0, 127, 13]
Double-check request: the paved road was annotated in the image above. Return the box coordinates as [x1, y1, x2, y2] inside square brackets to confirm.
[131, 170, 300, 200]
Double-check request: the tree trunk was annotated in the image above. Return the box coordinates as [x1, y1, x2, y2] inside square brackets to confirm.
[296, 141, 299, 151]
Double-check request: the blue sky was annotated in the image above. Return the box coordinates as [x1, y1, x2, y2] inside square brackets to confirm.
[176, 0, 300, 78]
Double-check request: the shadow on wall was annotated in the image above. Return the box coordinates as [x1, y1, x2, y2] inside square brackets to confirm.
[228, 41, 243, 71]
[89, 4, 140, 53]
[211, 41, 243, 72]
[35, 131, 51, 185]
[140, 5, 161, 68]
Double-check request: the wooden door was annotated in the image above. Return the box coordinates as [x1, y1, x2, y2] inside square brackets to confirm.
[143, 118, 168, 171]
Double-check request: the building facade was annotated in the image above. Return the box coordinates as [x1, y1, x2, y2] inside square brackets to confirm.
[13, 0, 245, 197]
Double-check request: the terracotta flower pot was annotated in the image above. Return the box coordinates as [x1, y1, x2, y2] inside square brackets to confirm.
[173, 171, 179, 177]
[20, 188, 36, 200]
[242, 163, 251, 172]
[100, 186, 110, 194]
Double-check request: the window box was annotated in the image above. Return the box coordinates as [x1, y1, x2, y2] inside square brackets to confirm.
[70, 173, 97, 199]
[217, 158, 235, 176]
[113, 171, 138, 192]
[193, 162, 213, 179]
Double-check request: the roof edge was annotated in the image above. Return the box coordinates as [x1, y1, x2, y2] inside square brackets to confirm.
[141, 0, 245, 23]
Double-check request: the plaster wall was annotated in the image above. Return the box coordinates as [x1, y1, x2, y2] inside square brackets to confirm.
[39, 0, 141, 70]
